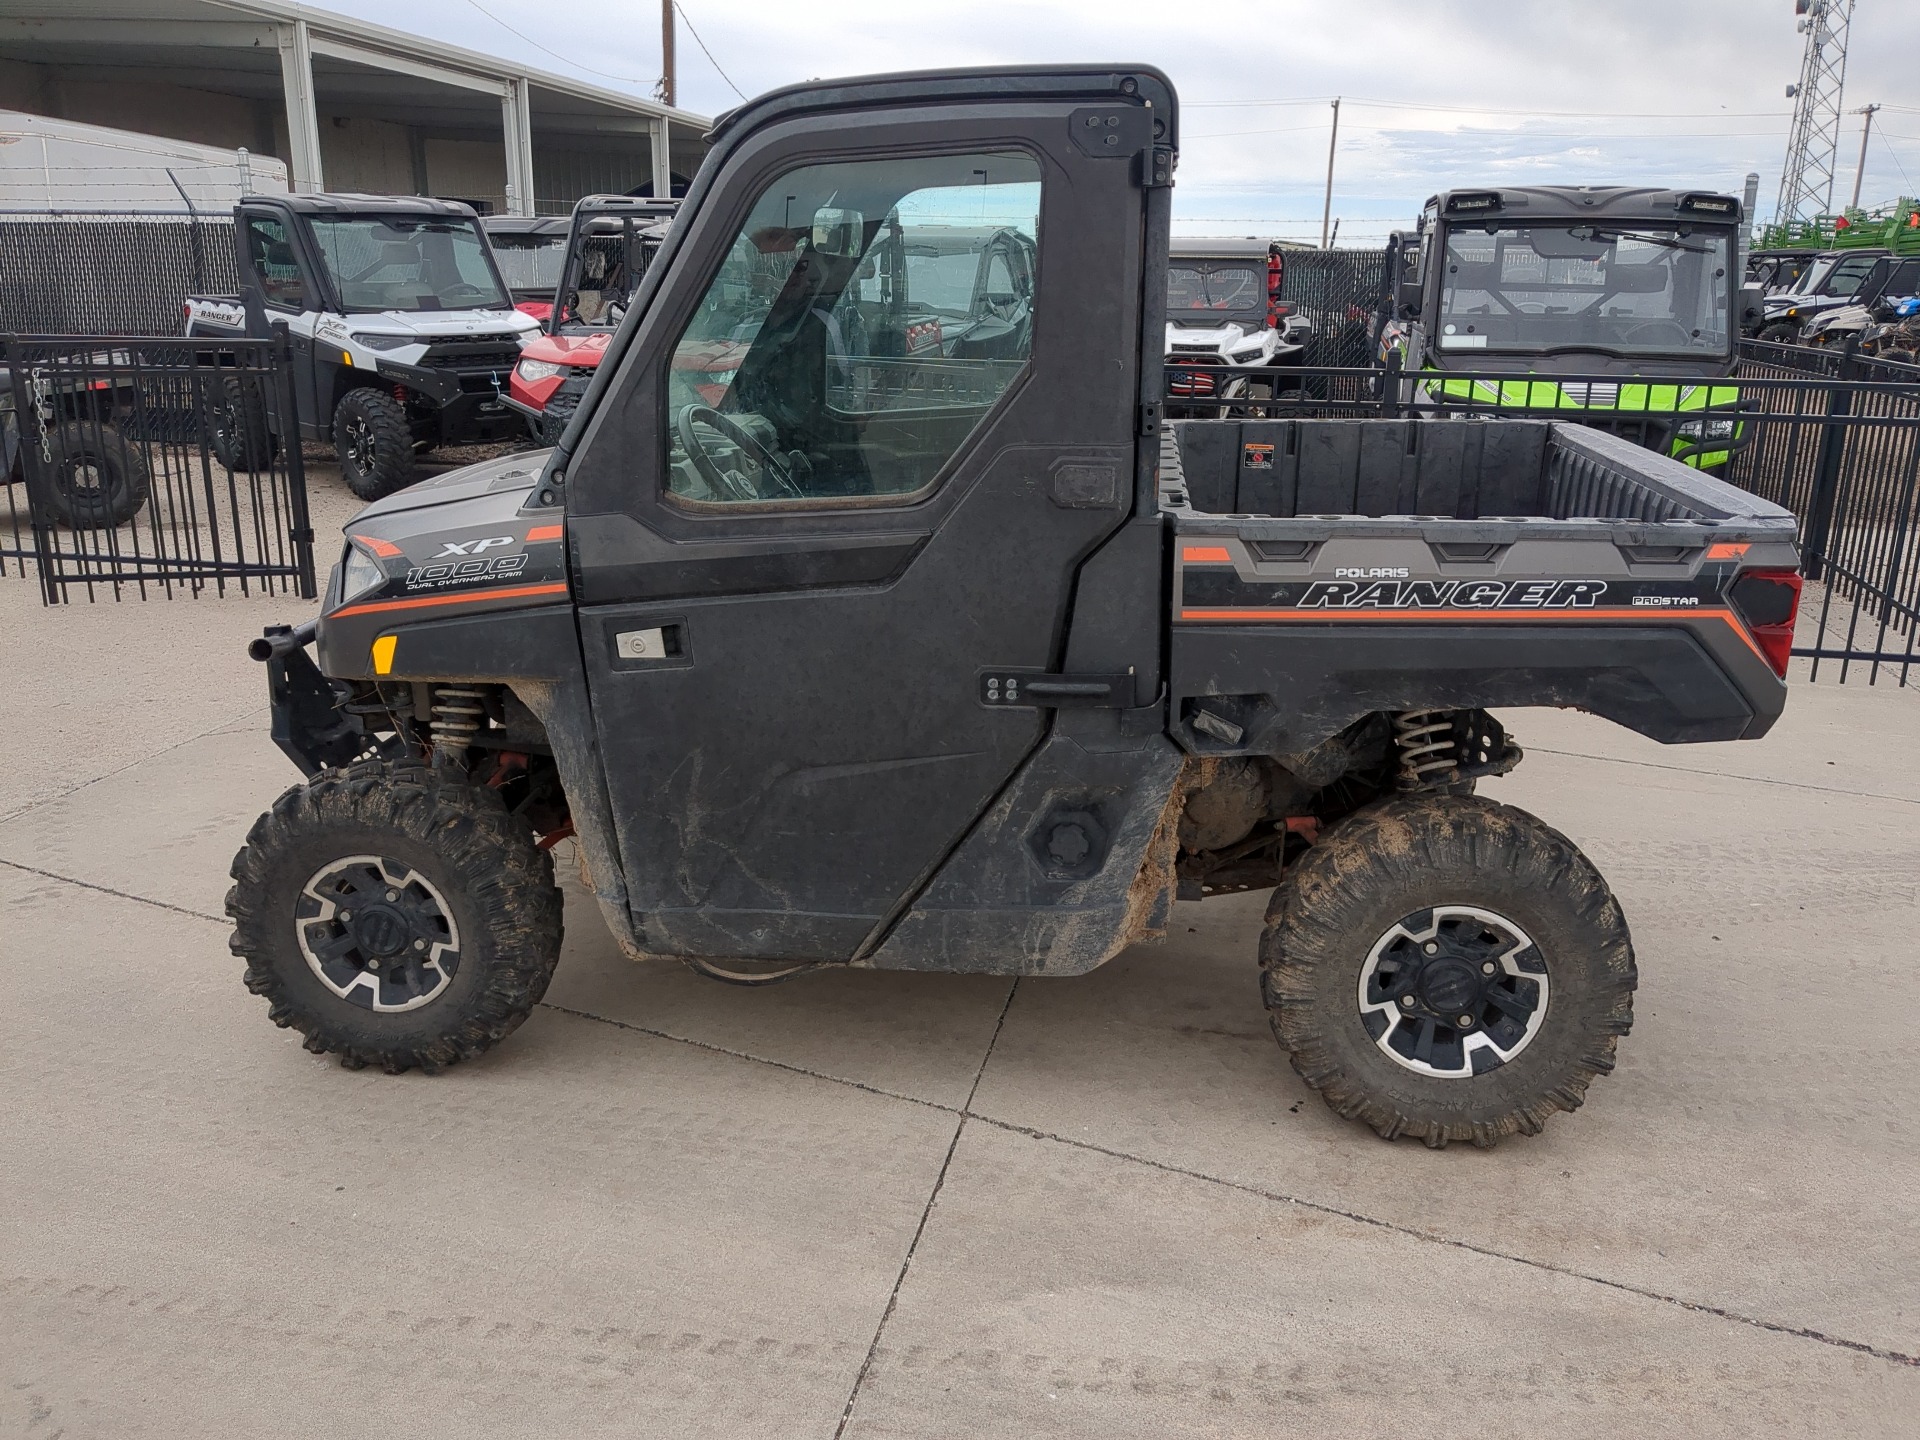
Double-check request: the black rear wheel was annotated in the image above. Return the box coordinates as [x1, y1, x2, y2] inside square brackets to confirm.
[44, 421, 150, 529]
[333, 389, 417, 500]
[1260, 793, 1635, 1147]
[227, 762, 564, 1073]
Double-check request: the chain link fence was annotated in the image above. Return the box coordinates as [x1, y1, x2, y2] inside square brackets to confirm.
[0, 209, 240, 335]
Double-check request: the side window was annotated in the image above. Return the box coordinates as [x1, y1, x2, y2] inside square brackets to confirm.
[244, 215, 307, 310]
[664, 149, 1042, 505]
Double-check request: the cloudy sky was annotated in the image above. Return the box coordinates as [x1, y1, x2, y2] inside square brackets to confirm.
[329, 0, 1920, 243]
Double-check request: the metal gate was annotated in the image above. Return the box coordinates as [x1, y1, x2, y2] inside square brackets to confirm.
[2, 333, 315, 602]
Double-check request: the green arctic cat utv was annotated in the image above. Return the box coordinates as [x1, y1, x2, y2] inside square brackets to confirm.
[1380, 186, 1763, 470]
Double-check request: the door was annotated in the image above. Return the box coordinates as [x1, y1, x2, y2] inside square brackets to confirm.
[238, 207, 323, 438]
[564, 78, 1163, 961]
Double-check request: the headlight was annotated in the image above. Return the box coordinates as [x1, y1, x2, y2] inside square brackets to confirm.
[1230, 344, 1268, 362]
[516, 358, 563, 383]
[339, 540, 385, 603]
[1677, 417, 1739, 441]
[349, 332, 412, 351]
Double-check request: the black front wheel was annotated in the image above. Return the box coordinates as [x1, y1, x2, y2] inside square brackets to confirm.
[1261, 794, 1636, 1148]
[227, 762, 564, 1073]
[206, 375, 279, 472]
[333, 388, 418, 500]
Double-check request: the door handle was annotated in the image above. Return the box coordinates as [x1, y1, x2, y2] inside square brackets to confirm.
[979, 670, 1136, 708]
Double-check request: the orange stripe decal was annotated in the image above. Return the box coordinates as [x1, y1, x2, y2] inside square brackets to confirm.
[332, 582, 569, 620]
[351, 534, 403, 558]
[526, 524, 564, 542]
[1183, 545, 1233, 564]
[1177, 606, 1767, 663]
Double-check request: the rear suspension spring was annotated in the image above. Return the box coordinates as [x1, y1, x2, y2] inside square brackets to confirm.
[1393, 710, 1459, 789]
[430, 685, 488, 767]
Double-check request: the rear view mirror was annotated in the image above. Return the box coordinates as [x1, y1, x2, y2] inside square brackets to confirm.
[1740, 283, 1765, 327]
[1607, 264, 1670, 295]
[811, 208, 866, 259]
[1395, 245, 1424, 318]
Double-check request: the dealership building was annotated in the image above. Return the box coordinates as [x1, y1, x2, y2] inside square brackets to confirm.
[0, 0, 710, 215]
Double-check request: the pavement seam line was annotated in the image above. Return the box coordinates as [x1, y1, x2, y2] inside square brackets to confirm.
[829, 979, 1019, 1439]
[0, 857, 225, 924]
[540, 997, 1920, 1371]
[1527, 745, 1920, 807]
[0, 705, 269, 830]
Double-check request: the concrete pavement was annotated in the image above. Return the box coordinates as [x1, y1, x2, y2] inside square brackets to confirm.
[3, 568, 1918, 1437]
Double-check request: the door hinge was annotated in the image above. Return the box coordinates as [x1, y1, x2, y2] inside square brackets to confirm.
[1137, 144, 1175, 189]
[1137, 401, 1161, 438]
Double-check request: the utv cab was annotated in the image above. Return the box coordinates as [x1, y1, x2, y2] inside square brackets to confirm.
[480, 214, 573, 322]
[1164, 237, 1305, 414]
[185, 194, 537, 499]
[1387, 185, 1756, 468]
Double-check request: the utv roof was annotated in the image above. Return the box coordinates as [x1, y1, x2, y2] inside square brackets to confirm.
[1169, 237, 1308, 259]
[1426, 185, 1745, 223]
[707, 65, 1178, 148]
[481, 215, 571, 236]
[579, 194, 679, 215]
[246, 192, 485, 218]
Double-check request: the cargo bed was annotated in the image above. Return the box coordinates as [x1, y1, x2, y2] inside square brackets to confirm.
[1161, 417, 1801, 755]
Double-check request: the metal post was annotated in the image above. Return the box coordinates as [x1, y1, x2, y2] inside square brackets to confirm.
[501, 76, 536, 217]
[274, 328, 317, 599]
[6, 339, 63, 606]
[1849, 103, 1880, 211]
[1379, 344, 1403, 419]
[1320, 97, 1341, 250]
[651, 116, 672, 201]
[1802, 337, 1859, 581]
[277, 21, 324, 193]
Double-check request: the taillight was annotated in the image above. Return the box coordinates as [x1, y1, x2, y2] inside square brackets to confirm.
[1728, 568, 1803, 679]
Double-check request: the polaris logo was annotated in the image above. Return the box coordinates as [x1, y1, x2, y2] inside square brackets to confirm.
[1334, 567, 1410, 579]
[1301, 579, 1609, 609]
[435, 536, 515, 557]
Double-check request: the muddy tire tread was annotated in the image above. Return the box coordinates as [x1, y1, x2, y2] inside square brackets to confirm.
[226, 760, 562, 1074]
[1260, 793, 1635, 1149]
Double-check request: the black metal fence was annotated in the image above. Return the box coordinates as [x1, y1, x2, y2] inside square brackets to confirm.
[1163, 339, 1920, 684]
[0, 210, 241, 335]
[2, 333, 315, 602]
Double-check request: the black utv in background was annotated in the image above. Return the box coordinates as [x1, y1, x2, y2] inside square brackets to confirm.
[186, 194, 538, 499]
[229, 65, 1801, 1151]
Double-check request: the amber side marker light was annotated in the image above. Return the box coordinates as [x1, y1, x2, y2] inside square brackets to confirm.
[1728, 569, 1804, 679]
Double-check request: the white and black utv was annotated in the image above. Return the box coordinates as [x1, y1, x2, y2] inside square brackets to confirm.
[1164, 237, 1306, 415]
[186, 194, 537, 499]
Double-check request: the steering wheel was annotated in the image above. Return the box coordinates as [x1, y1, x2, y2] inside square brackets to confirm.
[675, 404, 803, 502]
[1618, 319, 1693, 346]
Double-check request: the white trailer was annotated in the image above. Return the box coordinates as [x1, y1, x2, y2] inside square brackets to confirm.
[0, 110, 288, 211]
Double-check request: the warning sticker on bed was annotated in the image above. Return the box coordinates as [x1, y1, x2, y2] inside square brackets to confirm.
[1241, 442, 1275, 469]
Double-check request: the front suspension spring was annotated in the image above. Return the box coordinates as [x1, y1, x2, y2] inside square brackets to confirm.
[430, 685, 488, 767]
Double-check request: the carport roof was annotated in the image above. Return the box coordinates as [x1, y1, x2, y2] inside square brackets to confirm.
[0, 0, 711, 136]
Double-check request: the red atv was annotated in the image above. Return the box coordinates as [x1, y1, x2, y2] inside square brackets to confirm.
[504, 196, 676, 445]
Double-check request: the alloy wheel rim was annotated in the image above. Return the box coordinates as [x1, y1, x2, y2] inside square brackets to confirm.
[1356, 905, 1549, 1078]
[296, 855, 461, 1012]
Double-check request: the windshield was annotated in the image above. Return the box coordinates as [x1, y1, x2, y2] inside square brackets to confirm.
[489, 233, 567, 295]
[1436, 223, 1733, 357]
[1812, 253, 1883, 298]
[1167, 262, 1265, 319]
[306, 215, 511, 313]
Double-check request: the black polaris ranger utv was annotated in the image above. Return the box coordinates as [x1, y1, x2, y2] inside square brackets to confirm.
[229, 66, 1802, 1149]
[186, 194, 537, 499]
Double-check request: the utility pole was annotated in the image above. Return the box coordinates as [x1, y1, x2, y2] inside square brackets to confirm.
[1849, 102, 1880, 210]
[659, 0, 676, 108]
[1320, 96, 1341, 250]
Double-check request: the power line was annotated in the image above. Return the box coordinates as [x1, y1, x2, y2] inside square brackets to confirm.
[459, 0, 653, 87]
[1189, 96, 1791, 120]
[674, 2, 746, 101]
